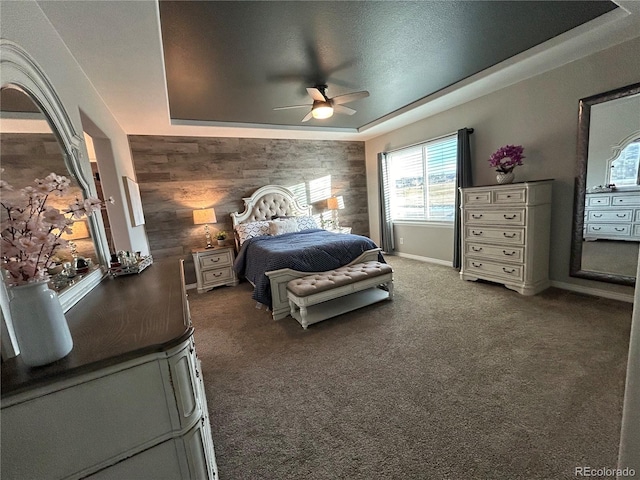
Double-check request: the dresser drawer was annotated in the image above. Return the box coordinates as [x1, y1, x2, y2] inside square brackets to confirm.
[613, 195, 640, 206]
[587, 196, 611, 206]
[465, 208, 525, 226]
[493, 187, 526, 204]
[202, 266, 234, 284]
[463, 191, 491, 205]
[586, 224, 630, 237]
[464, 258, 524, 282]
[198, 250, 232, 270]
[586, 209, 633, 222]
[466, 242, 524, 263]
[465, 226, 525, 245]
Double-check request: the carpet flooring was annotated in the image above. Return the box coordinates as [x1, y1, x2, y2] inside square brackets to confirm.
[188, 256, 632, 480]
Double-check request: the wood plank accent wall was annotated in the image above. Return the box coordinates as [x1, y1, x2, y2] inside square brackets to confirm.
[128, 136, 368, 259]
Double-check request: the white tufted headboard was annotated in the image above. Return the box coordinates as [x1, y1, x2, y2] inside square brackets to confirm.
[230, 185, 311, 229]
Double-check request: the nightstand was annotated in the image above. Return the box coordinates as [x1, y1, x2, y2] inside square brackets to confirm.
[192, 246, 239, 293]
[325, 226, 352, 234]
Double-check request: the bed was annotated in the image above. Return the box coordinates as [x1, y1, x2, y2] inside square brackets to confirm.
[231, 185, 384, 321]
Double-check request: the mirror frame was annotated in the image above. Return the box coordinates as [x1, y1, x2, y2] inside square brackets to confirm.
[570, 81, 640, 286]
[0, 40, 110, 309]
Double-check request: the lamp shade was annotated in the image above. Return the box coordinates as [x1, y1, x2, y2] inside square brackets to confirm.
[327, 196, 345, 210]
[193, 208, 217, 225]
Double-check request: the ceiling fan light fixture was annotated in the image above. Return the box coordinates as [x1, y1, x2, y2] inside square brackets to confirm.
[311, 101, 334, 119]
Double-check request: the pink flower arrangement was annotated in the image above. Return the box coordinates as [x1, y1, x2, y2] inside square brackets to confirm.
[489, 145, 525, 173]
[1, 171, 111, 286]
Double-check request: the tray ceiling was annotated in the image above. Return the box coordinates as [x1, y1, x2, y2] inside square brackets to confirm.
[158, 1, 617, 130]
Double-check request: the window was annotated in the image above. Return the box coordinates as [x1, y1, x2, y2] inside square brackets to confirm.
[608, 140, 640, 187]
[387, 134, 457, 222]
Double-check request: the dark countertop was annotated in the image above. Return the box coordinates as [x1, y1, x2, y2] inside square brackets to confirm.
[1, 256, 192, 399]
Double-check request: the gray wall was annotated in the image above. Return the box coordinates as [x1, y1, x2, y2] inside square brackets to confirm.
[365, 36, 640, 296]
[129, 136, 367, 259]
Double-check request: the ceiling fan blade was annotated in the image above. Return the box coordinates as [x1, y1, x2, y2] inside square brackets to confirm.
[331, 90, 369, 105]
[306, 87, 326, 102]
[273, 104, 311, 111]
[301, 111, 314, 122]
[333, 104, 356, 116]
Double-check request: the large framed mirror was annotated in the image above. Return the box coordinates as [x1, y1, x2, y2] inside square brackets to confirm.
[570, 82, 640, 286]
[0, 40, 110, 310]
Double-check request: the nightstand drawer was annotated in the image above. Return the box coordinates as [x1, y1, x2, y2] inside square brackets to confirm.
[202, 267, 234, 284]
[198, 250, 232, 270]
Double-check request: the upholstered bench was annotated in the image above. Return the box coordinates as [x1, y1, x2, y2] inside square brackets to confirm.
[286, 261, 394, 329]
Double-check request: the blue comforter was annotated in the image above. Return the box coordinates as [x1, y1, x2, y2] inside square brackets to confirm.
[233, 229, 381, 307]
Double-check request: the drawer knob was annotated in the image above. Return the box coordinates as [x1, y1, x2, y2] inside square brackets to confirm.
[617, 214, 626, 218]
[471, 246, 483, 252]
[593, 214, 603, 218]
[475, 196, 480, 200]
[615, 227, 625, 232]
[502, 250, 516, 256]
[506, 195, 512, 198]
[472, 262, 483, 268]
[503, 214, 517, 220]
[209, 258, 220, 263]
[214, 272, 222, 277]
[593, 227, 602, 231]
[503, 232, 517, 238]
[472, 214, 483, 219]
[472, 230, 483, 236]
[502, 267, 516, 274]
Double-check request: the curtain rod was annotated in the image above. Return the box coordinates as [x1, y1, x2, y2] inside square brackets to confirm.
[385, 128, 474, 154]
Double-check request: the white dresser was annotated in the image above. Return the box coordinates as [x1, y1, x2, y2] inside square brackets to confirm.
[1, 259, 219, 480]
[193, 246, 239, 294]
[460, 180, 553, 295]
[584, 190, 640, 241]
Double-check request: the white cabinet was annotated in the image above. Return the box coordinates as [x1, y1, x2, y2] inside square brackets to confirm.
[584, 191, 640, 241]
[1, 259, 219, 480]
[460, 180, 552, 295]
[193, 246, 239, 294]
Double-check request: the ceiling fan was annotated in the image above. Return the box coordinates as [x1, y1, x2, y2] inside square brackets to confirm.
[273, 85, 369, 122]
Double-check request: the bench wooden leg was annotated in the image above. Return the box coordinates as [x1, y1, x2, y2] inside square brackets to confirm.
[299, 306, 309, 329]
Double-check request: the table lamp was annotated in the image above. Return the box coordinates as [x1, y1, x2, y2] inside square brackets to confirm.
[327, 196, 345, 229]
[193, 208, 217, 248]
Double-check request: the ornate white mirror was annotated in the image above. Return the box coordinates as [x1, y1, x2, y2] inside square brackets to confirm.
[570, 82, 640, 286]
[0, 40, 110, 310]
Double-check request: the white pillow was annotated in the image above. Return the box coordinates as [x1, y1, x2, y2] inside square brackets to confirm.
[235, 220, 270, 245]
[296, 215, 319, 231]
[269, 218, 300, 236]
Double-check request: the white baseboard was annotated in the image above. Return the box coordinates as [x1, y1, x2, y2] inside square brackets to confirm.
[391, 251, 453, 267]
[550, 280, 634, 303]
[185, 283, 198, 291]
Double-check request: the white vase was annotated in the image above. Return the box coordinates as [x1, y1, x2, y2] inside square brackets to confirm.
[9, 281, 73, 367]
[496, 171, 515, 184]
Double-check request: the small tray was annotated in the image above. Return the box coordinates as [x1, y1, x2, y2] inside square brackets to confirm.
[109, 255, 153, 277]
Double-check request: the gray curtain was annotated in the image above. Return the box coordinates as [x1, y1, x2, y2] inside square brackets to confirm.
[378, 152, 394, 253]
[453, 128, 474, 270]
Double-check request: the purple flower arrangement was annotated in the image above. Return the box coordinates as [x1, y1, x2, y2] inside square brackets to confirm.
[489, 145, 525, 173]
